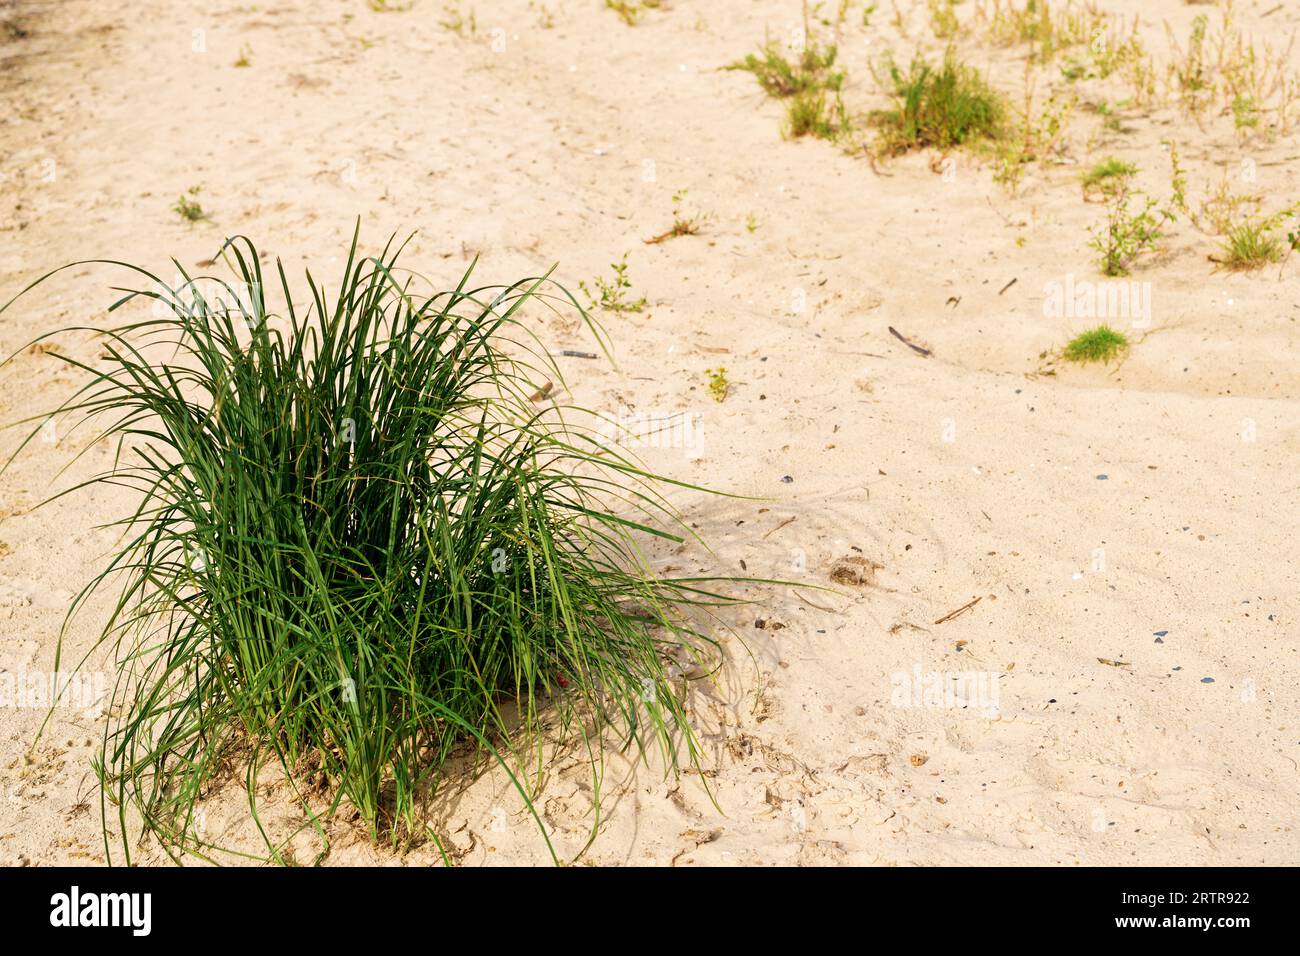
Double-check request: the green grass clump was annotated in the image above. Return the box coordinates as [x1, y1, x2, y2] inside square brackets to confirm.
[1220, 218, 1284, 271]
[726, 39, 850, 142]
[726, 40, 844, 99]
[1, 227, 739, 863]
[1063, 324, 1129, 364]
[783, 87, 850, 139]
[871, 54, 1006, 154]
[1081, 157, 1137, 200]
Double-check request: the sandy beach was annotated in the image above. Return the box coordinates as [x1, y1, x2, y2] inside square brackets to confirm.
[1, 0, 1298, 866]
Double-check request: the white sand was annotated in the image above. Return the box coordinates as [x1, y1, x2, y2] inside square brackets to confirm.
[1, 0, 1297, 865]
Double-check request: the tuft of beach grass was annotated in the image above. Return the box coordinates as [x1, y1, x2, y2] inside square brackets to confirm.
[1, 225, 750, 864]
[1062, 324, 1129, 364]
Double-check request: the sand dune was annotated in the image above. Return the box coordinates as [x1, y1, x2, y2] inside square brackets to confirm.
[1, 0, 1297, 865]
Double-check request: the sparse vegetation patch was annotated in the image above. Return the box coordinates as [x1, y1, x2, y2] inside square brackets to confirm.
[871, 54, 1006, 154]
[1063, 324, 1129, 364]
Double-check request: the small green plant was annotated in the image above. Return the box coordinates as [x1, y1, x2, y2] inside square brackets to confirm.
[977, 0, 1101, 64]
[1080, 157, 1137, 200]
[172, 187, 208, 224]
[706, 367, 729, 402]
[726, 39, 845, 98]
[646, 189, 709, 244]
[439, 3, 477, 34]
[745, 212, 759, 233]
[579, 255, 647, 313]
[1169, 14, 1213, 112]
[534, 4, 556, 29]
[928, 0, 961, 40]
[1, 227, 741, 863]
[1063, 325, 1129, 364]
[1231, 94, 1259, 131]
[1088, 149, 1183, 276]
[605, 0, 660, 26]
[1089, 189, 1169, 276]
[993, 71, 1074, 194]
[1093, 100, 1125, 132]
[368, 0, 413, 11]
[1167, 141, 1189, 216]
[607, 0, 636, 25]
[871, 54, 1005, 154]
[1191, 176, 1260, 235]
[1220, 217, 1285, 271]
[233, 45, 252, 68]
[1062, 20, 1145, 82]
